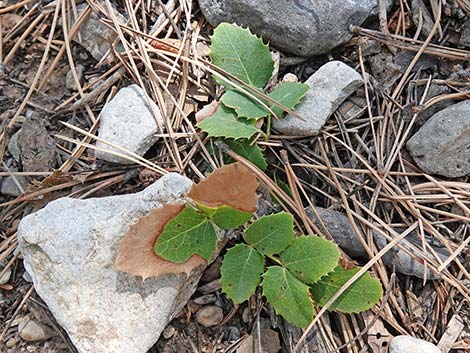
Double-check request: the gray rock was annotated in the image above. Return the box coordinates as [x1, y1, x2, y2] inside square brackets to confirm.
[66, 64, 84, 91]
[73, 3, 125, 60]
[18, 319, 53, 342]
[306, 207, 366, 258]
[306, 207, 449, 279]
[95, 84, 164, 164]
[17, 173, 209, 353]
[198, 0, 383, 56]
[389, 335, 441, 353]
[272, 61, 362, 136]
[1, 175, 28, 197]
[407, 100, 470, 177]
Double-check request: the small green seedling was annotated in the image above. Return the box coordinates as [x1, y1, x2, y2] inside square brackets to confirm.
[151, 164, 383, 328]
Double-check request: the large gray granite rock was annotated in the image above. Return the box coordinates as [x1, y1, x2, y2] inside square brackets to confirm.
[407, 100, 470, 178]
[198, 0, 383, 56]
[17, 174, 205, 353]
[272, 61, 363, 136]
[306, 207, 450, 279]
[95, 84, 164, 164]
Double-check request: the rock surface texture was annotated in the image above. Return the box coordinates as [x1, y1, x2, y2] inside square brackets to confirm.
[73, 3, 125, 60]
[272, 61, 363, 136]
[407, 100, 470, 177]
[389, 335, 441, 353]
[17, 174, 205, 353]
[198, 0, 382, 56]
[96, 84, 164, 164]
[306, 207, 449, 279]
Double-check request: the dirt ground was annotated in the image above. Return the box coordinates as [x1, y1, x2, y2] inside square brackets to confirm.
[1, 0, 470, 352]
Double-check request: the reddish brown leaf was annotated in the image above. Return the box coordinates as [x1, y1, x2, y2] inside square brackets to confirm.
[188, 163, 259, 213]
[115, 203, 206, 280]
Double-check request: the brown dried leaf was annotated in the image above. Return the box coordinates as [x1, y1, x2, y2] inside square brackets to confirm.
[195, 101, 219, 123]
[188, 163, 258, 213]
[116, 203, 206, 280]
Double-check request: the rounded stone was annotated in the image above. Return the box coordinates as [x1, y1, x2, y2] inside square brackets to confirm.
[389, 335, 441, 353]
[195, 305, 224, 327]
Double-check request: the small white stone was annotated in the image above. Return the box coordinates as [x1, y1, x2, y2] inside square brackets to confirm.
[281, 73, 298, 83]
[272, 61, 363, 136]
[95, 84, 164, 164]
[195, 306, 224, 327]
[389, 335, 441, 353]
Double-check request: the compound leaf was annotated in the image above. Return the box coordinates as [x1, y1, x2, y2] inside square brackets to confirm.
[211, 23, 274, 88]
[221, 90, 268, 120]
[225, 139, 267, 171]
[280, 236, 340, 284]
[310, 267, 383, 313]
[197, 104, 261, 139]
[244, 212, 294, 256]
[262, 266, 314, 328]
[269, 82, 309, 117]
[155, 205, 217, 262]
[221, 244, 264, 304]
[116, 204, 206, 280]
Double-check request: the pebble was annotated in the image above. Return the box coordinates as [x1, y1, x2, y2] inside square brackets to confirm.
[389, 335, 441, 353]
[95, 84, 164, 164]
[281, 73, 298, 83]
[18, 319, 53, 342]
[1, 176, 28, 197]
[6, 337, 17, 348]
[0, 267, 12, 285]
[407, 100, 470, 177]
[65, 64, 84, 91]
[272, 61, 362, 136]
[198, 0, 386, 56]
[162, 325, 176, 339]
[195, 305, 224, 327]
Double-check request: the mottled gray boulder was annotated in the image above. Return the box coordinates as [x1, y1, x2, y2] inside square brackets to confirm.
[17, 174, 206, 353]
[306, 207, 449, 279]
[407, 100, 470, 177]
[73, 3, 125, 60]
[198, 0, 383, 56]
[272, 61, 362, 136]
[96, 84, 163, 164]
[389, 335, 441, 353]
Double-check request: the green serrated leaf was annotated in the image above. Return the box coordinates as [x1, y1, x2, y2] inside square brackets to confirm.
[221, 244, 264, 304]
[269, 82, 309, 116]
[310, 267, 383, 313]
[211, 23, 274, 88]
[225, 139, 267, 171]
[262, 266, 314, 328]
[244, 212, 295, 256]
[198, 203, 253, 229]
[197, 104, 261, 139]
[221, 90, 268, 120]
[280, 236, 340, 284]
[155, 206, 217, 262]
